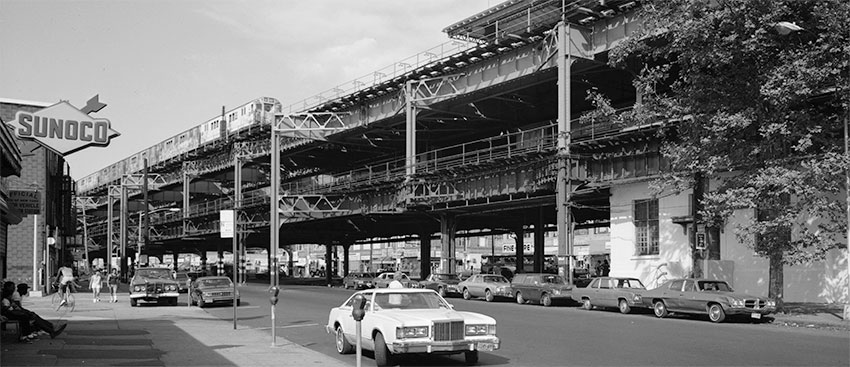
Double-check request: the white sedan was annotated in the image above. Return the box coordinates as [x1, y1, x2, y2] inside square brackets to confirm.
[326, 288, 500, 366]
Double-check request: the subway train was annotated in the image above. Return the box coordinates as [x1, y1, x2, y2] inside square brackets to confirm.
[76, 97, 281, 194]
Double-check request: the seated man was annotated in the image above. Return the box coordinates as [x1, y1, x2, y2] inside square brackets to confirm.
[1, 281, 66, 341]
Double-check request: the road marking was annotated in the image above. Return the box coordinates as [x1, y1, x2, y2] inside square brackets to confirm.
[254, 323, 319, 330]
[235, 306, 261, 309]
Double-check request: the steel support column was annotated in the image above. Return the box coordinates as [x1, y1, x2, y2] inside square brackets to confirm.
[343, 244, 350, 277]
[120, 185, 128, 280]
[420, 231, 431, 279]
[440, 214, 456, 274]
[534, 208, 545, 273]
[514, 226, 524, 275]
[325, 244, 333, 286]
[405, 80, 417, 177]
[556, 20, 574, 283]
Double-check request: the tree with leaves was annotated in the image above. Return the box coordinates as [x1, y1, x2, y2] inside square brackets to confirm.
[582, 0, 849, 310]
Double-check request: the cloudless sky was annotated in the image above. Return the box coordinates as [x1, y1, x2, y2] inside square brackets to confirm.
[0, 0, 494, 180]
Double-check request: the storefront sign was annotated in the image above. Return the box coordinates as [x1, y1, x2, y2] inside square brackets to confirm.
[220, 210, 234, 238]
[8, 190, 40, 215]
[6, 95, 119, 155]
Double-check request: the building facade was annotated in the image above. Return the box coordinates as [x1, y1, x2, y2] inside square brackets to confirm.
[1, 98, 77, 296]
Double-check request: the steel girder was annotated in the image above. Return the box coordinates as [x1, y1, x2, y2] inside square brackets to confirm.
[275, 112, 352, 141]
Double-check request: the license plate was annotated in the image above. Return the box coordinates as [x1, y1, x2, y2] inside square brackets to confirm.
[477, 342, 496, 351]
[751, 313, 762, 319]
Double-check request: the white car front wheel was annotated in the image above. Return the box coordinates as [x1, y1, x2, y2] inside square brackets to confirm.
[335, 325, 353, 354]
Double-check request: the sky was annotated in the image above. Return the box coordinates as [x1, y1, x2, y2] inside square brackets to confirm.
[0, 0, 495, 180]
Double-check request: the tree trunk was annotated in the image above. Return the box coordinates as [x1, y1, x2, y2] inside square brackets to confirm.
[768, 250, 785, 313]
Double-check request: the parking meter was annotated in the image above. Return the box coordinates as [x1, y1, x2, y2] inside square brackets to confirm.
[352, 294, 367, 367]
[269, 286, 280, 305]
[352, 294, 367, 321]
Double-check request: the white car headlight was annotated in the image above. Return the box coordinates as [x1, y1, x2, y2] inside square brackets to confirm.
[396, 326, 429, 339]
[766, 300, 776, 307]
[465, 324, 495, 336]
[552, 289, 561, 295]
[166, 285, 177, 291]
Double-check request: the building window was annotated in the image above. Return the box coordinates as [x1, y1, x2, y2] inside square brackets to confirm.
[634, 198, 659, 255]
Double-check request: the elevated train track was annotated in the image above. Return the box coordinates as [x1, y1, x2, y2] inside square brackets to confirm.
[76, 0, 657, 278]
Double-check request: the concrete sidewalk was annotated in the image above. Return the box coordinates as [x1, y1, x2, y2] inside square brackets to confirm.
[1, 291, 350, 367]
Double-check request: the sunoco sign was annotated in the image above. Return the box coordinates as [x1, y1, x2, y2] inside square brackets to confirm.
[6, 95, 119, 155]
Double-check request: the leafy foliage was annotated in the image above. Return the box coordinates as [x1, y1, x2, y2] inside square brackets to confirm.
[585, 0, 849, 267]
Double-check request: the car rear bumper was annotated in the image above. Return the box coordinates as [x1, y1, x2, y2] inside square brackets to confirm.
[390, 337, 500, 354]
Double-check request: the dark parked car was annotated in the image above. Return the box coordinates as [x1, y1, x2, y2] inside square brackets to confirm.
[418, 273, 461, 297]
[641, 278, 776, 323]
[571, 277, 646, 314]
[190, 276, 240, 308]
[342, 272, 375, 289]
[511, 273, 572, 307]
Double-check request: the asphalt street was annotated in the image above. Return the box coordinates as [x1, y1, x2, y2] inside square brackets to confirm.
[199, 283, 849, 367]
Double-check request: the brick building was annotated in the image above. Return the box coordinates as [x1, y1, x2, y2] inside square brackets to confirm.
[0, 98, 77, 296]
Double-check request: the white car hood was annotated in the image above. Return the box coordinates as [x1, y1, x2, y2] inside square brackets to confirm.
[373, 309, 495, 326]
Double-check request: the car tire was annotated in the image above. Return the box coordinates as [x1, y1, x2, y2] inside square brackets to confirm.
[653, 300, 668, 318]
[374, 332, 393, 367]
[516, 292, 525, 304]
[236, 299, 241, 307]
[484, 289, 494, 302]
[438, 287, 446, 298]
[582, 298, 592, 310]
[541, 293, 552, 307]
[335, 325, 353, 354]
[618, 299, 632, 314]
[465, 350, 479, 365]
[130, 298, 137, 307]
[708, 303, 726, 323]
[463, 288, 471, 300]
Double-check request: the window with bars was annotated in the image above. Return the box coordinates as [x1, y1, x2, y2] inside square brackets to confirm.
[634, 198, 659, 256]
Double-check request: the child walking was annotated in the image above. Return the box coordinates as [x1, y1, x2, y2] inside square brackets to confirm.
[107, 268, 119, 303]
[89, 269, 103, 302]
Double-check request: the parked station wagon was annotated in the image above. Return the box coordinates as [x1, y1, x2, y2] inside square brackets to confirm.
[642, 278, 776, 323]
[511, 273, 572, 307]
[571, 277, 646, 314]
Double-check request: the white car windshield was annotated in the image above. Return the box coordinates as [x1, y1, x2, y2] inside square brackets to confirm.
[373, 292, 449, 310]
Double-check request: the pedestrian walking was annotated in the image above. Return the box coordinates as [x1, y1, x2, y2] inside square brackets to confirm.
[107, 268, 120, 303]
[89, 269, 103, 302]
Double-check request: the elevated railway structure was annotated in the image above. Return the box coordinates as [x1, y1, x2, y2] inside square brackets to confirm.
[76, 0, 662, 282]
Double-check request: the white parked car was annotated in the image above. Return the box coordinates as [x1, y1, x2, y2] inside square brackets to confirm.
[326, 288, 500, 366]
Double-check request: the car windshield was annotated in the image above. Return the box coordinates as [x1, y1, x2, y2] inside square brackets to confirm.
[698, 281, 733, 292]
[135, 269, 173, 279]
[436, 274, 459, 281]
[542, 275, 566, 284]
[373, 292, 449, 310]
[483, 275, 508, 283]
[199, 278, 232, 287]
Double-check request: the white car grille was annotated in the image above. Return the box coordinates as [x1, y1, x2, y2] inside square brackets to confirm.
[433, 321, 464, 341]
